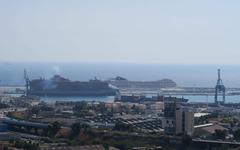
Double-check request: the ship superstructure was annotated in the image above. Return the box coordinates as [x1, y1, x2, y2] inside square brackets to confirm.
[108, 76, 177, 90]
[24, 71, 117, 96]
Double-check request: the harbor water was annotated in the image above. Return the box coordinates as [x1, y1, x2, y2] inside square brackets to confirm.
[3, 91, 240, 103]
[41, 96, 115, 104]
[39, 95, 240, 103]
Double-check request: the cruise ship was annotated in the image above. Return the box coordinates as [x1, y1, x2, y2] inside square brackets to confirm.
[107, 76, 177, 90]
[24, 71, 118, 96]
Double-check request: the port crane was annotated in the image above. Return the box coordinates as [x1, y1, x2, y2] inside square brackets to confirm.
[24, 69, 30, 96]
[214, 69, 225, 104]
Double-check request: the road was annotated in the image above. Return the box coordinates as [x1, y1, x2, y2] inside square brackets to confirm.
[193, 139, 240, 146]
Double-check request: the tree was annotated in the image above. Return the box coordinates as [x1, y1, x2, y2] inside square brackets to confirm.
[234, 129, 240, 141]
[71, 122, 81, 137]
[182, 134, 192, 145]
[30, 107, 40, 116]
[14, 140, 39, 150]
[180, 134, 192, 150]
[0, 103, 9, 109]
[47, 121, 61, 137]
[215, 129, 227, 140]
[70, 122, 90, 138]
[52, 121, 61, 132]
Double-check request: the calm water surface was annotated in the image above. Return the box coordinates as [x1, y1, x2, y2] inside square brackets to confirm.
[41, 96, 115, 104]
[38, 95, 240, 104]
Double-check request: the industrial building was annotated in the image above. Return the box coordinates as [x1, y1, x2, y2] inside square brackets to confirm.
[163, 100, 194, 135]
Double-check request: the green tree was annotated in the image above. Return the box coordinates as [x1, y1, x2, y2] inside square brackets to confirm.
[180, 134, 192, 150]
[215, 129, 227, 140]
[234, 129, 240, 141]
[70, 123, 90, 138]
[47, 121, 61, 137]
[14, 140, 39, 150]
[30, 107, 40, 115]
[71, 122, 81, 137]
[182, 134, 192, 146]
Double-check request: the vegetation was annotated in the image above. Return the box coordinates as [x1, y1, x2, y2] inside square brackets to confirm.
[29, 104, 55, 116]
[194, 113, 219, 125]
[7, 111, 28, 120]
[72, 101, 143, 117]
[10, 140, 39, 150]
[70, 122, 90, 138]
[179, 135, 192, 150]
[233, 128, 240, 141]
[0, 102, 9, 109]
[46, 121, 61, 137]
[214, 129, 227, 140]
[72, 131, 165, 150]
[30, 106, 40, 116]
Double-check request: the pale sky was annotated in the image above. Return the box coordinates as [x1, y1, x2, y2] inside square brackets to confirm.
[0, 0, 240, 64]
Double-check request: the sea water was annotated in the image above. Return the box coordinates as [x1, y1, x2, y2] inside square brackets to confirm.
[1, 62, 240, 103]
[40, 95, 240, 103]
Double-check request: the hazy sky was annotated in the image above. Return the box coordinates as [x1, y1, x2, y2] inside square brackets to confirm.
[0, 0, 240, 64]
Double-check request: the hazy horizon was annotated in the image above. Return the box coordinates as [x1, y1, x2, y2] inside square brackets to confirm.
[1, 1, 240, 64]
[1, 1, 240, 87]
[1, 62, 240, 88]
